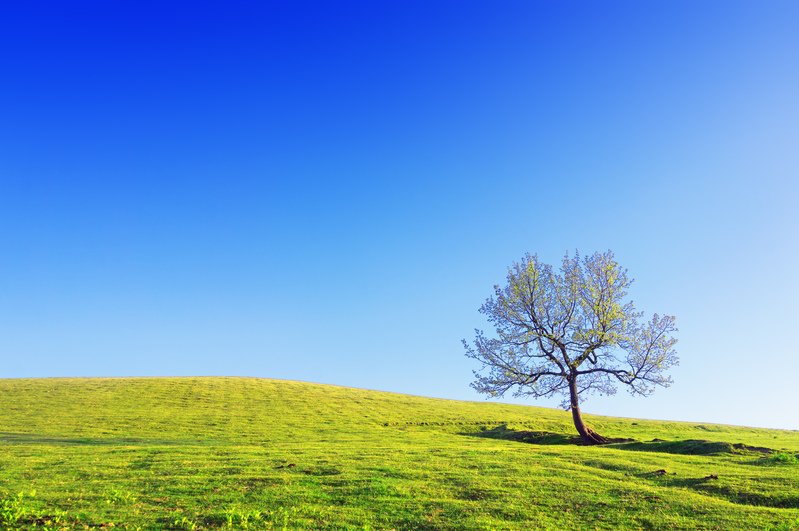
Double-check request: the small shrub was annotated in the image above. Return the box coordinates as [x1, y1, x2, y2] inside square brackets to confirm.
[0, 490, 34, 526]
[171, 515, 199, 530]
[762, 452, 798, 465]
[205, 507, 266, 529]
[38, 509, 72, 529]
[105, 488, 136, 505]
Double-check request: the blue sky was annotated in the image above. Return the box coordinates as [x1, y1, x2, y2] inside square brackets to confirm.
[1, 1, 797, 429]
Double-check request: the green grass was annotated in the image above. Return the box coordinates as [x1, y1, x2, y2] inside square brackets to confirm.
[0, 377, 797, 529]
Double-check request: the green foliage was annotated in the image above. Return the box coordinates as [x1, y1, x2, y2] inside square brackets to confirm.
[0, 491, 30, 527]
[0, 377, 797, 528]
[762, 452, 799, 465]
[171, 515, 199, 530]
[465, 251, 678, 420]
[0, 490, 78, 529]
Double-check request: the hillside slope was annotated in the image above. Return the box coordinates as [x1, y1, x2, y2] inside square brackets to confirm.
[0, 377, 797, 529]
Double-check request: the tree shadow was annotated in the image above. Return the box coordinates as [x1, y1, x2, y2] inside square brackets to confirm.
[461, 424, 581, 445]
[610, 439, 776, 456]
[639, 475, 799, 509]
[461, 425, 777, 457]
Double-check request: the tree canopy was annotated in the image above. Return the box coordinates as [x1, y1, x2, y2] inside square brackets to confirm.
[463, 250, 678, 444]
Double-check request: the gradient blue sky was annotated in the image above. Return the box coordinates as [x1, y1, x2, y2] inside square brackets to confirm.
[1, 2, 797, 429]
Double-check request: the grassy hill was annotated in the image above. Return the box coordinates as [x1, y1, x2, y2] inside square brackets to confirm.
[0, 377, 797, 529]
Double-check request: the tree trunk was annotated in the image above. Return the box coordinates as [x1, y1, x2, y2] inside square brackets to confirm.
[568, 377, 608, 445]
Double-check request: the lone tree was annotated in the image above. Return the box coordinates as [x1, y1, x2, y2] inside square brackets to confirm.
[463, 251, 678, 445]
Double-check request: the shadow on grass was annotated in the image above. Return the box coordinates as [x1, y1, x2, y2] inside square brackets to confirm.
[466, 426, 796, 509]
[651, 475, 799, 509]
[462, 424, 581, 445]
[610, 439, 776, 456]
[0, 431, 189, 446]
[463, 425, 778, 456]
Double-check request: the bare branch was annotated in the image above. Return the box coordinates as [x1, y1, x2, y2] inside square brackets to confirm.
[464, 250, 678, 411]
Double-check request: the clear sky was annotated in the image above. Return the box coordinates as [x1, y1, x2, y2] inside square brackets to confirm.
[1, 2, 797, 429]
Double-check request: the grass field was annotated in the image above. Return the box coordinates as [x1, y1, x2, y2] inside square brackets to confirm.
[0, 377, 797, 529]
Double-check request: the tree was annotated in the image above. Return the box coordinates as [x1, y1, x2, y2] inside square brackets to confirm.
[463, 250, 678, 445]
